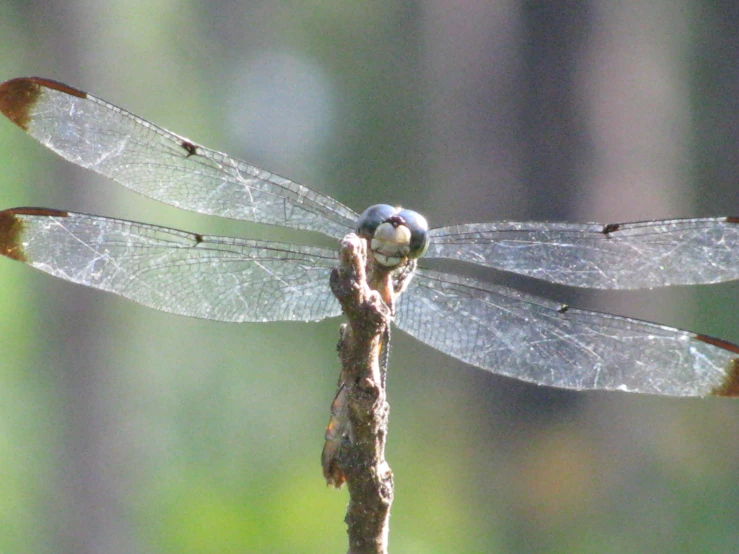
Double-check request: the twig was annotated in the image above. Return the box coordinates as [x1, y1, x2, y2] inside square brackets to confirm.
[323, 233, 396, 554]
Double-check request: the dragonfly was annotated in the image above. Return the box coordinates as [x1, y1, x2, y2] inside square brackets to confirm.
[1, 77, 739, 400]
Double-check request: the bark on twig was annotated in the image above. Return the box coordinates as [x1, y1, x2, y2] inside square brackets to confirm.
[324, 233, 395, 554]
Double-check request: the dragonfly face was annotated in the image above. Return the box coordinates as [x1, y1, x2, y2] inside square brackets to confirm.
[1, 76, 739, 397]
[357, 204, 429, 268]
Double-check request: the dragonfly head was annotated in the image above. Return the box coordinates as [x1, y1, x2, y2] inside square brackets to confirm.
[356, 204, 429, 268]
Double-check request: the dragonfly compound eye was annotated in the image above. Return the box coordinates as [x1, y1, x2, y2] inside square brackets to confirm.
[396, 208, 429, 259]
[356, 204, 399, 240]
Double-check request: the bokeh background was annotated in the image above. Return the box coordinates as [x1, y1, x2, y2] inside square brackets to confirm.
[1, 1, 739, 553]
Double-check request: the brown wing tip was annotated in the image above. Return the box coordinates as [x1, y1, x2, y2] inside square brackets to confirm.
[0, 208, 69, 263]
[0, 78, 42, 130]
[711, 358, 739, 397]
[0, 77, 85, 130]
[0, 209, 28, 262]
[697, 334, 739, 397]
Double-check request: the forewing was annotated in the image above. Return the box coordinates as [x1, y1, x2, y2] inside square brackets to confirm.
[428, 218, 739, 289]
[0, 77, 358, 239]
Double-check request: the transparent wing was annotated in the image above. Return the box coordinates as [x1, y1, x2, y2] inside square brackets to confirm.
[428, 218, 739, 289]
[0, 77, 358, 239]
[396, 268, 739, 397]
[0, 208, 341, 322]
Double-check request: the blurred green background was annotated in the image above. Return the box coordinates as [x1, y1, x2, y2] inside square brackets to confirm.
[1, 1, 739, 553]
